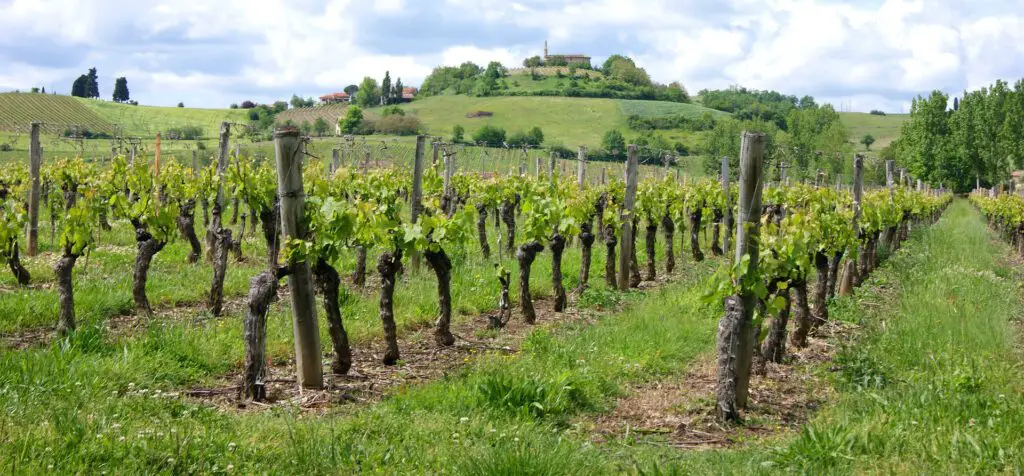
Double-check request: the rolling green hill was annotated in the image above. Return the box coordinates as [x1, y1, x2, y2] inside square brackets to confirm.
[399, 96, 725, 147]
[77, 98, 249, 138]
[839, 112, 908, 152]
[0, 93, 115, 133]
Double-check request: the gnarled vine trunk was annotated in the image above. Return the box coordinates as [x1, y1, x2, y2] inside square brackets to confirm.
[424, 247, 455, 346]
[132, 225, 167, 316]
[501, 200, 516, 254]
[208, 228, 232, 317]
[550, 233, 567, 312]
[761, 287, 791, 364]
[711, 209, 724, 256]
[313, 259, 352, 374]
[517, 241, 544, 324]
[645, 220, 658, 281]
[630, 219, 641, 287]
[604, 223, 617, 288]
[576, 217, 596, 293]
[689, 208, 704, 262]
[7, 241, 30, 285]
[259, 199, 280, 268]
[352, 246, 367, 287]
[661, 214, 675, 274]
[378, 249, 403, 365]
[475, 204, 491, 259]
[826, 251, 843, 301]
[811, 251, 829, 326]
[488, 268, 512, 329]
[788, 279, 812, 348]
[55, 250, 79, 336]
[241, 268, 287, 401]
[177, 199, 202, 264]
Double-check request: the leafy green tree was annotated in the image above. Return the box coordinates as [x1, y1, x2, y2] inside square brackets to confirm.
[71, 75, 87, 98]
[451, 124, 465, 143]
[85, 68, 99, 98]
[861, 134, 876, 150]
[546, 55, 568, 66]
[601, 129, 626, 157]
[381, 71, 392, 106]
[472, 125, 506, 147]
[526, 126, 544, 146]
[356, 77, 380, 108]
[393, 77, 403, 104]
[339, 106, 364, 134]
[177, 102, 184, 108]
[523, 56, 543, 67]
[484, 62, 506, 80]
[344, 84, 359, 96]
[314, 117, 329, 136]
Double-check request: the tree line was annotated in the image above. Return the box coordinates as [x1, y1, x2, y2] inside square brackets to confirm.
[891, 78, 1024, 193]
[69, 67, 133, 104]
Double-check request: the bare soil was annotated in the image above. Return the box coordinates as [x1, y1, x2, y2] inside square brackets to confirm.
[590, 321, 856, 450]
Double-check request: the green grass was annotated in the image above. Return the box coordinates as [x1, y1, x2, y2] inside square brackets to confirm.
[77, 98, 249, 138]
[839, 112, 908, 152]
[617, 99, 729, 119]
[663, 199, 1024, 473]
[5, 195, 1020, 473]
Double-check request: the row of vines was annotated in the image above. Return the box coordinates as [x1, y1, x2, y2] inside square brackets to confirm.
[0, 128, 950, 420]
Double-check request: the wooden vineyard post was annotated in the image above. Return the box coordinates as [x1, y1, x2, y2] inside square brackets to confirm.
[618, 145, 639, 291]
[410, 136, 426, 272]
[840, 154, 864, 296]
[549, 152, 556, 185]
[26, 122, 41, 256]
[273, 126, 323, 390]
[191, 150, 198, 176]
[535, 156, 541, 177]
[432, 142, 440, 167]
[154, 133, 162, 178]
[721, 156, 731, 255]
[331, 148, 340, 176]
[716, 132, 764, 422]
[601, 167, 606, 185]
[577, 146, 587, 189]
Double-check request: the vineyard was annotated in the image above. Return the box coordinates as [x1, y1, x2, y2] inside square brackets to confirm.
[0, 117, 982, 473]
[0, 93, 116, 134]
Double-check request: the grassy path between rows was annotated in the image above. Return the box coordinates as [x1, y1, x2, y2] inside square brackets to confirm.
[675, 199, 1024, 474]
[3, 199, 1023, 474]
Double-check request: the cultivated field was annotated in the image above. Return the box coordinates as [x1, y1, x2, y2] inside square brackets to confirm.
[839, 111, 908, 151]
[79, 98, 249, 138]
[0, 93, 115, 133]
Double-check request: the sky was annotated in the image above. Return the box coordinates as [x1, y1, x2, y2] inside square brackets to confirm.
[1, 0, 1022, 113]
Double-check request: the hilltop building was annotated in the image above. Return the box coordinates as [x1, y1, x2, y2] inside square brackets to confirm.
[319, 92, 350, 104]
[543, 41, 590, 65]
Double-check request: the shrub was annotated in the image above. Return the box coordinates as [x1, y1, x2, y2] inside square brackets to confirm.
[177, 102, 184, 108]
[229, 103, 239, 109]
[869, 109, 887, 116]
[339, 106, 364, 134]
[196, 141, 207, 151]
[241, 100, 257, 109]
[165, 125, 204, 140]
[548, 144, 573, 159]
[381, 106, 405, 117]
[526, 126, 544, 146]
[0, 143, 12, 152]
[472, 125, 506, 147]
[375, 114, 422, 136]
[506, 131, 530, 148]
[452, 124, 465, 143]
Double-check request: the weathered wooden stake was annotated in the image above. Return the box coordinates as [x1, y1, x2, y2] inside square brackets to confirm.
[331, 148, 340, 176]
[839, 154, 864, 296]
[549, 152, 556, 185]
[274, 126, 323, 390]
[577, 146, 587, 189]
[618, 145, 639, 291]
[716, 132, 764, 422]
[410, 136, 426, 272]
[721, 156, 731, 254]
[26, 122, 42, 256]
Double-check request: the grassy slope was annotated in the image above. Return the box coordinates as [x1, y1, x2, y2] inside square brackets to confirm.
[0, 93, 114, 132]
[840, 112, 907, 152]
[76, 98, 249, 138]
